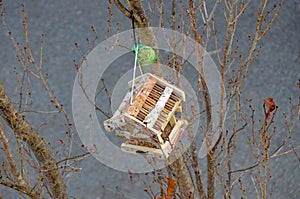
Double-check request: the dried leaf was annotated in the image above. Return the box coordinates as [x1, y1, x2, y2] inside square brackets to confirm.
[166, 176, 177, 196]
[156, 176, 177, 199]
[264, 98, 276, 120]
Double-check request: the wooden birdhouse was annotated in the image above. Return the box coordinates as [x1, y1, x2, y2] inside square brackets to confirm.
[104, 73, 188, 158]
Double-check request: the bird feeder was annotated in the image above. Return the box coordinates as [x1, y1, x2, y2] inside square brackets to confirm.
[104, 73, 188, 158]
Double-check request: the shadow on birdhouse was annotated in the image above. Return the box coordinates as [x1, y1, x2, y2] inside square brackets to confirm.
[104, 73, 188, 159]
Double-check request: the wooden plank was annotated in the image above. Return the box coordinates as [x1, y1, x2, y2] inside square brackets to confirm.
[146, 87, 173, 129]
[160, 101, 180, 130]
[147, 126, 164, 143]
[121, 143, 164, 158]
[168, 120, 188, 145]
[103, 114, 126, 132]
[121, 142, 172, 158]
[170, 114, 176, 127]
[147, 73, 186, 101]
[124, 113, 145, 127]
[127, 77, 157, 117]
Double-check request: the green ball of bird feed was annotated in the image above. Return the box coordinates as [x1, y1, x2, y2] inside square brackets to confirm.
[132, 44, 157, 66]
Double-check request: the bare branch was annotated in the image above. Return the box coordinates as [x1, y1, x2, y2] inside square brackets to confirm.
[113, 0, 131, 19]
[0, 83, 67, 198]
[0, 122, 41, 198]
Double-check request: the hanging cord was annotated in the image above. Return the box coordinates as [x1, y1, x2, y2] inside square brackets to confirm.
[130, 10, 143, 104]
[131, 10, 137, 48]
[131, 10, 144, 76]
[131, 44, 139, 104]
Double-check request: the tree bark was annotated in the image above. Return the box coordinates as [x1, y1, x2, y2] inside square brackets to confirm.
[0, 82, 67, 199]
[169, 150, 197, 199]
[113, 0, 162, 76]
[0, 121, 43, 198]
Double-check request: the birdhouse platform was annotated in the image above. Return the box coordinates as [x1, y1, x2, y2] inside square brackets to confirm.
[104, 73, 187, 158]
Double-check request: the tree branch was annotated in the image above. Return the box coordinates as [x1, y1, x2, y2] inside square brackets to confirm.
[0, 121, 42, 198]
[0, 82, 67, 199]
[113, 0, 131, 18]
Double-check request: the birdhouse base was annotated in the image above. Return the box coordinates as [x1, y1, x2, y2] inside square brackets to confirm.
[120, 119, 188, 159]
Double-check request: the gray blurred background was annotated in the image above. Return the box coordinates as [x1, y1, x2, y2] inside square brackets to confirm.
[0, 1, 299, 198]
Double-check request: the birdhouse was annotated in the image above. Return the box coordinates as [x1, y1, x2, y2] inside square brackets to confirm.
[104, 73, 188, 158]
